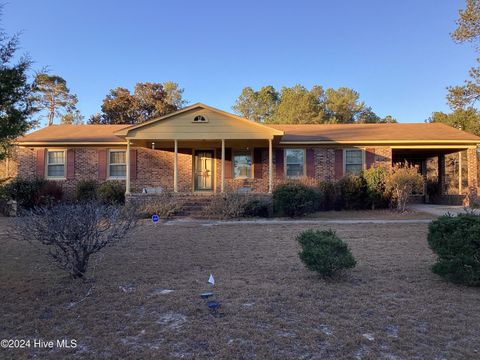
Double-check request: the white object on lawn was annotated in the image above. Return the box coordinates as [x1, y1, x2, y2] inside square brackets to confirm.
[208, 274, 215, 285]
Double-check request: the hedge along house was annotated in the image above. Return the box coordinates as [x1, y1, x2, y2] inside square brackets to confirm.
[9, 103, 480, 204]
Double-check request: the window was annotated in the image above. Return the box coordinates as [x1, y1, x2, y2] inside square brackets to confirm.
[345, 149, 363, 175]
[233, 151, 252, 178]
[46, 150, 65, 178]
[108, 150, 126, 178]
[285, 149, 305, 177]
[193, 115, 207, 123]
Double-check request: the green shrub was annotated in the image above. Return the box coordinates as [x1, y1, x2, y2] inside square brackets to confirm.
[428, 213, 480, 286]
[97, 181, 125, 205]
[273, 182, 317, 217]
[362, 166, 389, 209]
[335, 175, 368, 210]
[317, 181, 336, 211]
[76, 180, 98, 202]
[2, 178, 46, 209]
[1, 178, 65, 209]
[243, 198, 271, 217]
[297, 229, 356, 277]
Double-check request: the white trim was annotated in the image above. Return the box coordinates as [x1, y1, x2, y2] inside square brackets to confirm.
[279, 140, 480, 145]
[45, 149, 66, 180]
[19, 142, 127, 146]
[107, 149, 127, 180]
[284, 148, 306, 178]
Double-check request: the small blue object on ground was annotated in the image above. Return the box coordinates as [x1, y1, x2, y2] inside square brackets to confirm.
[152, 214, 159, 223]
[207, 301, 220, 310]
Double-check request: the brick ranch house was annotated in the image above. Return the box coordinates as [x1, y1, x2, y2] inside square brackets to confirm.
[4, 103, 480, 204]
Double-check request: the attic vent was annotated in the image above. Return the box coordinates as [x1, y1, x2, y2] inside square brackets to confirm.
[193, 115, 208, 123]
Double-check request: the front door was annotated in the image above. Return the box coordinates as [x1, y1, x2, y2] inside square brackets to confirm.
[194, 150, 214, 191]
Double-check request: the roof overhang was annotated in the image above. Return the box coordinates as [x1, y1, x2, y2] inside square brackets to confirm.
[280, 140, 479, 146]
[17, 141, 127, 146]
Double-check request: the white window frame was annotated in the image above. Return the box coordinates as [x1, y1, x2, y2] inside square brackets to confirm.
[232, 149, 253, 179]
[284, 148, 306, 178]
[45, 149, 66, 180]
[108, 149, 127, 179]
[343, 148, 365, 175]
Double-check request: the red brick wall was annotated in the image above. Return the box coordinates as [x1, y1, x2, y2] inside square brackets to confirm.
[373, 146, 393, 167]
[11, 145, 395, 196]
[467, 148, 478, 199]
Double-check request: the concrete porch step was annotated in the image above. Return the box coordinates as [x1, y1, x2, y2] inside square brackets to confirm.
[175, 196, 215, 218]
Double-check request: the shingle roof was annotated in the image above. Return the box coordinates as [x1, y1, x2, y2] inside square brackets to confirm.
[16, 122, 480, 144]
[267, 123, 480, 143]
[17, 125, 128, 143]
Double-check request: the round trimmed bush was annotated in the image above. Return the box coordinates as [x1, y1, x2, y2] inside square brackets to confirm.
[97, 181, 125, 205]
[76, 180, 98, 202]
[297, 229, 356, 277]
[428, 213, 480, 286]
[273, 182, 317, 217]
[362, 166, 389, 209]
[335, 174, 368, 210]
[243, 199, 271, 217]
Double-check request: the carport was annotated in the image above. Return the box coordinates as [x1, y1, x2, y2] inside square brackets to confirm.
[392, 146, 478, 204]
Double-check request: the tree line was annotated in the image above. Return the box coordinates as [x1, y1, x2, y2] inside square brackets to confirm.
[2, 1, 480, 162]
[233, 85, 396, 124]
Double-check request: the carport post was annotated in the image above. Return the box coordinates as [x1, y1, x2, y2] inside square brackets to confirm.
[174, 140, 178, 193]
[268, 139, 273, 193]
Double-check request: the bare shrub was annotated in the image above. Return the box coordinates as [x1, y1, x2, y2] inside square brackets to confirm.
[274, 176, 319, 189]
[385, 162, 424, 212]
[14, 202, 138, 278]
[202, 191, 250, 219]
[139, 190, 183, 218]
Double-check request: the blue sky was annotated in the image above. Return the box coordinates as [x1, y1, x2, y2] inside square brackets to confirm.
[3, 0, 475, 124]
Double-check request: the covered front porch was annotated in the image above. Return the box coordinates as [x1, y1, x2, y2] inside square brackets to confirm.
[114, 103, 284, 195]
[124, 139, 276, 194]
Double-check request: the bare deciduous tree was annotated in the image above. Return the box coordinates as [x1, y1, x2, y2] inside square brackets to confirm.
[14, 202, 138, 278]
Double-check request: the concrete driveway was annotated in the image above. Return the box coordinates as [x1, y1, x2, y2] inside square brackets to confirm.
[409, 204, 474, 217]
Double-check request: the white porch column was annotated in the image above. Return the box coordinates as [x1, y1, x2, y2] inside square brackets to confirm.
[174, 140, 178, 193]
[268, 139, 273, 193]
[221, 139, 225, 193]
[125, 140, 131, 195]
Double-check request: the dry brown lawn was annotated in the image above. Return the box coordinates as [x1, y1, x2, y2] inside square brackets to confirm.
[1, 216, 479, 359]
